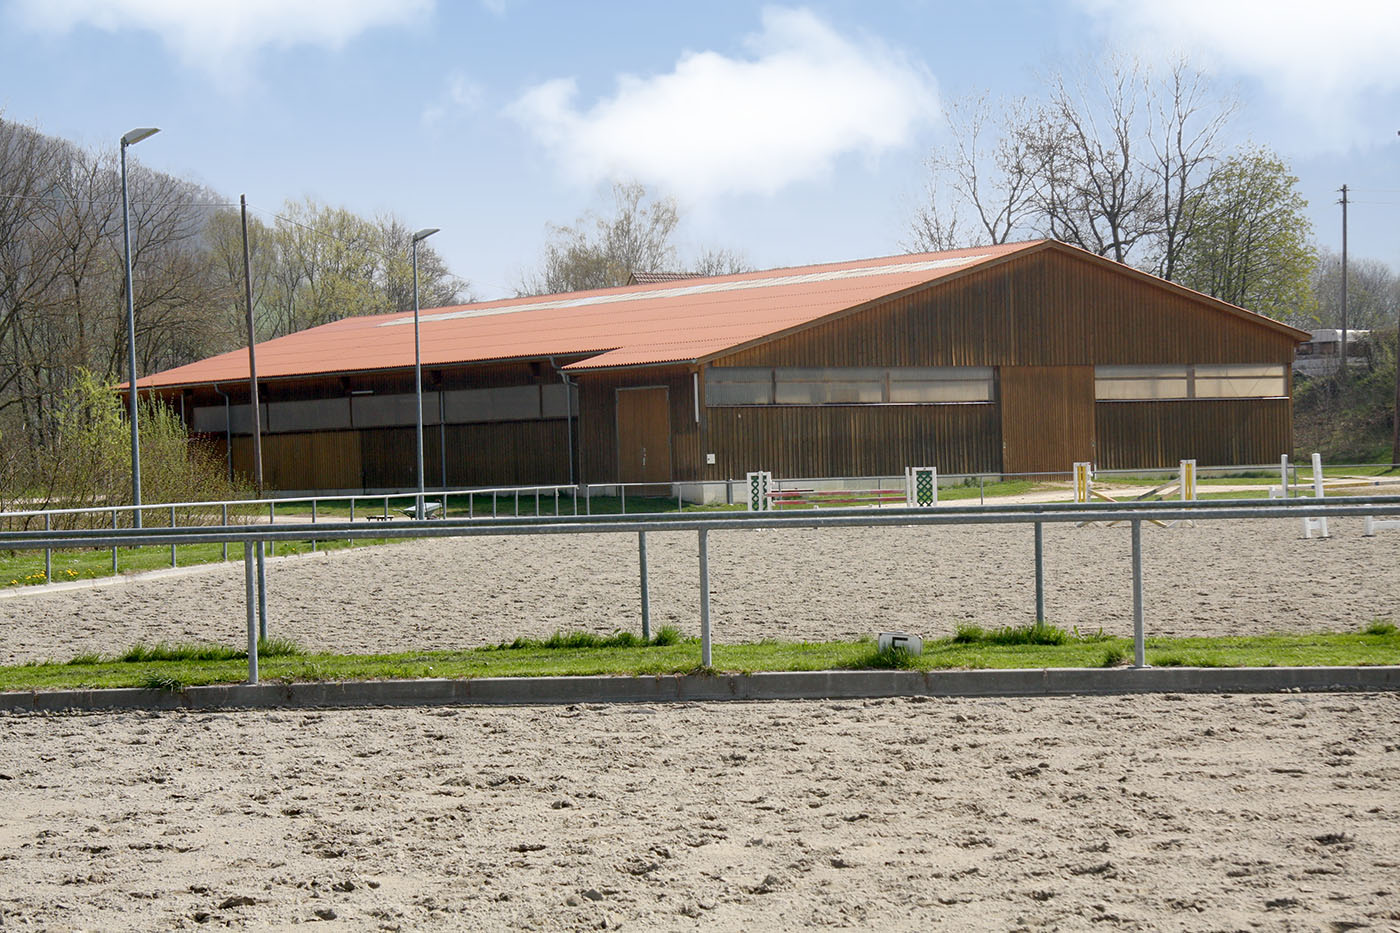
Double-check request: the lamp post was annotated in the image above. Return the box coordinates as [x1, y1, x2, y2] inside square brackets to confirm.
[411, 227, 439, 519]
[120, 126, 159, 529]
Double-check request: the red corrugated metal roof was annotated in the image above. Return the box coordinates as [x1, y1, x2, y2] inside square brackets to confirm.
[135, 241, 1306, 388]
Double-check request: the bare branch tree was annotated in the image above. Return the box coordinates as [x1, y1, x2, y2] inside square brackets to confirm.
[908, 93, 1039, 251]
[1143, 59, 1238, 281]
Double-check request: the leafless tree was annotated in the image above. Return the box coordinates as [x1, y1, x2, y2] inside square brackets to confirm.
[908, 93, 1040, 251]
[521, 182, 682, 295]
[909, 57, 1239, 276]
[1143, 60, 1238, 281]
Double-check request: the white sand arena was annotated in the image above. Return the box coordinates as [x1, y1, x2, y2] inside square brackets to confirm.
[1, 694, 1398, 930]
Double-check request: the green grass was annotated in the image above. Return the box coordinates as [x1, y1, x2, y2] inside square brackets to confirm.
[938, 479, 1043, 501]
[0, 537, 396, 589]
[3, 623, 1397, 693]
[952, 621, 1072, 646]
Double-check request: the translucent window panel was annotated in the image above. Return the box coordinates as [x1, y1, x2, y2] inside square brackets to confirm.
[266, 398, 352, 433]
[352, 392, 442, 428]
[191, 405, 226, 434]
[706, 368, 772, 405]
[1095, 366, 1190, 400]
[774, 379, 884, 404]
[888, 367, 995, 403]
[773, 368, 883, 404]
[443, 386, 541, 423]
[1192, 364, 1286, 398]
[541, 383, 577, 418]
[227, 403, 268, 436]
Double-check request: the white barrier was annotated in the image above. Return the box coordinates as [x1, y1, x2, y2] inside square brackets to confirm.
[1302, 453, 1329, 538]
[1075, 460, 1195, 526]
[904, 467, 938, 508]
[745, 471, 773, 512]
[1074, 462, 1093, 504]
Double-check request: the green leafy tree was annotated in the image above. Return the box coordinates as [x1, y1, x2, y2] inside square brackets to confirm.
[1174, 147, 1316, 320]
[0, 371, 247, 526]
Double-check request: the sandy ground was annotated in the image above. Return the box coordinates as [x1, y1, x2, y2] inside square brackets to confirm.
[3, 513, 1400, 664]
[0, 694, 1396, 931]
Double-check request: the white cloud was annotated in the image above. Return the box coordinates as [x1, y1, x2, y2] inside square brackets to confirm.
[1075, 0, 1400, 145]
[12, 0, 432, 82]
[507, 7, 939, 200]
[422, 70, 485, 127]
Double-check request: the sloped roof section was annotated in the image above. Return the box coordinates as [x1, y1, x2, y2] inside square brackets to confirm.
[136, 241, 1307, 388]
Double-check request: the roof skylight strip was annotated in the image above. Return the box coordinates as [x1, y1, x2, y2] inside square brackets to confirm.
[378, 254, 990, 328]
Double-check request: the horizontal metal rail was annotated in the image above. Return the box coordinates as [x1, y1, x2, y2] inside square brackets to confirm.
[4, 496, 1400, 551]
[0, 483, 579, 523]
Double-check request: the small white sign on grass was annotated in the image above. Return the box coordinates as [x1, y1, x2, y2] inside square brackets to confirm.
[877, 632, 923, 656]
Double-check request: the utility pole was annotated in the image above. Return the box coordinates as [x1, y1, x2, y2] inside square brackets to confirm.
[1339, 184, 1349, 380]
[240, 195, 264, 493]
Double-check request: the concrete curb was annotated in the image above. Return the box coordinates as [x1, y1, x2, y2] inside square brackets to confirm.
[2, 666, 1398, 713]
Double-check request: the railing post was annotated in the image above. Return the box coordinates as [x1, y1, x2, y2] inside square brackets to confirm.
[1131, 519, 1146, 669]
[256, 541, 268, 640]
[169, 506, 177, 567]
[311, 499, 318, 553]
[221, 504, 228, 562]
[638, 531, 651, 641]
[43, 513, 51, 584]
[1033, 521, 1044, 623]
[244, 541, 259, 685]
[698, 528, 711, 668]
[111, 508, 118, 573]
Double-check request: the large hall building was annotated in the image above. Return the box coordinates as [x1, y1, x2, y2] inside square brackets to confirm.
[136, 240, 1308, 493]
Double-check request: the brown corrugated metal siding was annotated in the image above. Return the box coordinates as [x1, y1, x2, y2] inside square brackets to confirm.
[705, 249, 1296, 477]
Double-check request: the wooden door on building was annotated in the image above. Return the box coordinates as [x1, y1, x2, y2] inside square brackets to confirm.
[616, 387, 673, 483]
[999, 366, 1096, 475]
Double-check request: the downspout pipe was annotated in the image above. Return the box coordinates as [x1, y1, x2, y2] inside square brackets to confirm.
[552, 358, 578, 487]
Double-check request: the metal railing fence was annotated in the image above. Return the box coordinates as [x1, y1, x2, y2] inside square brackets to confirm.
[3, 495, 1399, 686]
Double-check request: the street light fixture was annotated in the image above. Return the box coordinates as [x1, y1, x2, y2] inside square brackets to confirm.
[121, 126, 159, 529]
[411, 227, 440, 520]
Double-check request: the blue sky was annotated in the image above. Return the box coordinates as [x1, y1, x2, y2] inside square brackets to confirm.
[2, 0, 1398, 301]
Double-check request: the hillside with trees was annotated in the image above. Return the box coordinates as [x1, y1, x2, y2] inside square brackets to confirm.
[0, 117, 469, 508]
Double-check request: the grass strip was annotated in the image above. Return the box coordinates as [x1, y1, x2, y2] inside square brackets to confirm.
[0, 538, 400, 589]
[2, 624, 1397, 693]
